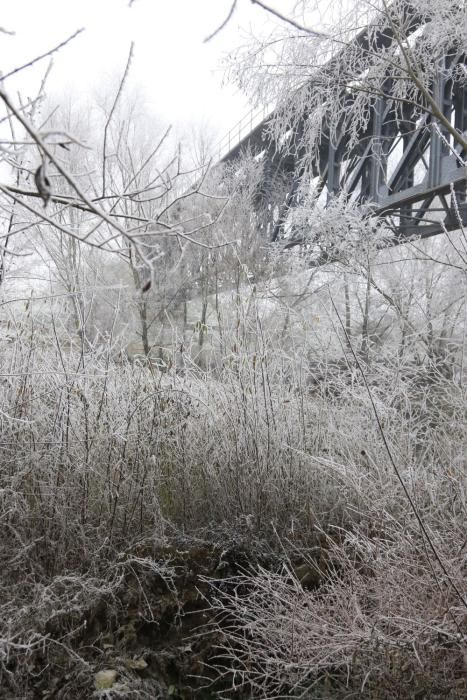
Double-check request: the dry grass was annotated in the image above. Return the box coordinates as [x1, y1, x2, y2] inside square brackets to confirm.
[0, 291, 466, 697]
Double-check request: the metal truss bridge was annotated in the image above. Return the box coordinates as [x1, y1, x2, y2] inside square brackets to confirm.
[211, 8, 467, 251]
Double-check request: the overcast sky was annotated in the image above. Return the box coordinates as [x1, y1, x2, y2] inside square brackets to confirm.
[2, 0, 293, 146]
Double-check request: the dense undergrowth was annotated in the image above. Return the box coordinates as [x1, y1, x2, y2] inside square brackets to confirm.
[0, 285, 466, 698]
[3, 0, 467, 694]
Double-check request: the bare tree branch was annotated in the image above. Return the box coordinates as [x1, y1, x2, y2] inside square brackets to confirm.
[0, 29, 84, 83]
[0, 87, 134, 245]
[204, 0, 238, 43]
[250, 0, 328, 37]
[102, 42, 134, 197]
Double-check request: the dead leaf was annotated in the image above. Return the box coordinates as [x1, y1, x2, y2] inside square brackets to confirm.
[94, 669, 118, 690]
[124, 657, 148, 670]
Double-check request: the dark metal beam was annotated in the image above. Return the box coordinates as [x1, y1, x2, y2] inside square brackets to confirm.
[216, 6, 467, 255]
[377, 166, 467, 212]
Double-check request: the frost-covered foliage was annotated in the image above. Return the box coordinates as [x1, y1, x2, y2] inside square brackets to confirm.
[229, 0, 467, 167]
[1, 236, 466, 695]
[1, 2, 467, 696]
[288, 194, 391, 259]
[208, 526, 466, 698]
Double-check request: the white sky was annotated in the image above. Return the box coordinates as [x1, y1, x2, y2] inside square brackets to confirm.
[1, 0, 293, 146]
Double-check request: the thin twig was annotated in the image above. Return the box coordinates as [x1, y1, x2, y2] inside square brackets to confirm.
[102, 42, 134, 197]
[1, 29, 84, 82]
[0, 185, 120, 254]
[204, 0, 238, 43]
[250, 0, 328, 37]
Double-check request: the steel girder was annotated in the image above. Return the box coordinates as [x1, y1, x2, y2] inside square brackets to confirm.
[218, 8, 467, 250]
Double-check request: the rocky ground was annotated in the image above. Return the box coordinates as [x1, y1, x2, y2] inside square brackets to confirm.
[2, 531, 322, 699]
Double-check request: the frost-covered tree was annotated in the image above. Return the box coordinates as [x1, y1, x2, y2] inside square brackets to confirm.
[232, 1, 467, 162]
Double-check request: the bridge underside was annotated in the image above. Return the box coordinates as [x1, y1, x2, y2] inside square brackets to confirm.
[219, 45, 467, 253]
